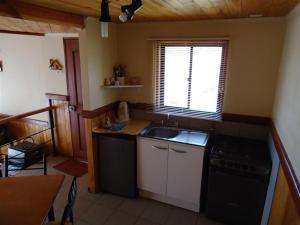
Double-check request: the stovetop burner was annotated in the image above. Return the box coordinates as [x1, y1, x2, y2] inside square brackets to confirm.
[212, 135, 270, 162]
[210, 135, 272, 175]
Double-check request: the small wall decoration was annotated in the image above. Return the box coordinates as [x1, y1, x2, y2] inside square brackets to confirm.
[0, 60, 3, 72]
[49, 59, 63, 71]
[114, 64, 126, 85]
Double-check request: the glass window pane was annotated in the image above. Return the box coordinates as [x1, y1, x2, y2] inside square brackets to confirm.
[164, 46, 190, 108]
[190, 47, 223, 112]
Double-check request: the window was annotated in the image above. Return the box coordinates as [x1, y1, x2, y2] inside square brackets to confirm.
[153, 40, 228, 120]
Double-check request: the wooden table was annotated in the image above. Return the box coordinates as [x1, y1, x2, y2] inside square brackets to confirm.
[0, 175, 65, 225]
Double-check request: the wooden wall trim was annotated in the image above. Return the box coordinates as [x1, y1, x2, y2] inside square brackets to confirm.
[0, 113, 48, 127]
[45, 93, 70, 102]
[0, 30, 44, 36]
[0, 108, 50, 127]
[0, 107, 52, 126]
[81, 102, 118, 119]
[271, 121, 300, 213]
[129, 102, 150, 110]
[222, 113, 271, 125]
[130, 102, 272, 125]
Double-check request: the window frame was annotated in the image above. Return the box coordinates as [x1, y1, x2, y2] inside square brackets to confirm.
[154, 40, 229, 121]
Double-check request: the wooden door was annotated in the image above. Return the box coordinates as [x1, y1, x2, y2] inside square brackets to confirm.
[167, 143, 204, 205]
[64, 38, 86, 161]
[137, 137, 169, 195]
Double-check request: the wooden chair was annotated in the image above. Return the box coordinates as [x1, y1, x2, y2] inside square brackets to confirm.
[46, 176, 77, 225]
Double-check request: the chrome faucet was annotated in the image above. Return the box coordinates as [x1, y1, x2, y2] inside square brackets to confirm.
[164, 113, 179, 128]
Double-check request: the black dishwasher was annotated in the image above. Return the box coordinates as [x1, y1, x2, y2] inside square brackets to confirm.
[96, 133, 137, 198]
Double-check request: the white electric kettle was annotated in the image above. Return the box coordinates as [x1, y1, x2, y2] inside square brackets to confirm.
[118, 101, 130, 122]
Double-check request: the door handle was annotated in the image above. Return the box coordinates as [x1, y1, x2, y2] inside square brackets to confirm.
[170, 148, 187, 154]
[68, 105, 77, 112]
[152, 146, 168, 151]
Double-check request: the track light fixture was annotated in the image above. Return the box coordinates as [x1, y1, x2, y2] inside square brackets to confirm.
[99, 0, 111, 38]
[119, 0, 143, 23]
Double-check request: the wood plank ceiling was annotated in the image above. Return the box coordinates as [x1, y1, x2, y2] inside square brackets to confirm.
[18, 0, 300, 22]
[0, 0, 299, 33]
[0, 0, 84, 34]
[0, 16, 81, 34]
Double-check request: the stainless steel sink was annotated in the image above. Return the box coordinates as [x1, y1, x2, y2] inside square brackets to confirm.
[144, 127, 180, 139]
[140, 125, 209, 146]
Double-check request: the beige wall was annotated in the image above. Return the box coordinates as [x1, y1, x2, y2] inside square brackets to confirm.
[0, 17, 119, 119]
[0, 17, 289, 122]
[0, 34, 68, 120]
[273, 4, 300, 180]
[79, 17, 119, 111]
[117, 18, 286, 117]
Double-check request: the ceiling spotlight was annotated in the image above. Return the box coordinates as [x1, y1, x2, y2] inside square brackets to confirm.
[99, 0, 111, 38]
[119, 0, 143, 23]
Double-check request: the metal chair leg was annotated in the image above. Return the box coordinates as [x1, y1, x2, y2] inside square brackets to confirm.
[43, 151, 47, 175]
[48, 206, 55, 221]
[4, 155, 8, 177]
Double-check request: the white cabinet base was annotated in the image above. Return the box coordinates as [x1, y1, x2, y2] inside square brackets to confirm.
[139, 189, 200, 212]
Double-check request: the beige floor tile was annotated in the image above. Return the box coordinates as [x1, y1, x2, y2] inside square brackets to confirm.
[79, 191, 103, 203]
[141, 201, 173, 224]
[118, 198, 151, 217]
[47, 156, 67, 166]
[74, 196, 96, 220]
[52, 210, 64, 223]
[96, 193, 126, 209]
[165, 208, 198, 225]
[104, 211, 138, 225]
[80, 203, 114, 225]
[53, 191, 68, 213]
[197, 215, 224, 225]
[76, 220, 93, 225]
[135, 218, 160, 225]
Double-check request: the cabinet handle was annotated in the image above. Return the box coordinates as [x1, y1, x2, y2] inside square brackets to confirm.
[152, 146, 168, 151]
[170, 148, 187, 154]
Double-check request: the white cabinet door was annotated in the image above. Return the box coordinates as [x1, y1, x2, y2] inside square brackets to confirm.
[167, 143, 205, 205]
[137, 137, 169, 195]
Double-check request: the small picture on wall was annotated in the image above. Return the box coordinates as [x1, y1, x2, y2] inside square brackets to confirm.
[49, 58, 63, 71]
[0, 60, 3, 72]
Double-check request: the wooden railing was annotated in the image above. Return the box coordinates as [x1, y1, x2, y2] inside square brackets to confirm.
[0, 107, 53, 125]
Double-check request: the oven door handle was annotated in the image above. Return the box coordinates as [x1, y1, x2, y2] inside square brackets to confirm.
[211, 168, 265, 181]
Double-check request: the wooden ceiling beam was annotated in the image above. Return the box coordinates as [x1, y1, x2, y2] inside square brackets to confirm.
[0, 29, 44, 36]
[0, 0, 84, 29]
[0, 0, 22, 18]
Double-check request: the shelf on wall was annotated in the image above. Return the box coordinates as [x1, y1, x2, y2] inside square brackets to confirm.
[102, 85, 144, 89]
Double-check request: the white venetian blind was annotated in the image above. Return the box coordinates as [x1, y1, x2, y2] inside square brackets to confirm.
[150, 40, 229, 120]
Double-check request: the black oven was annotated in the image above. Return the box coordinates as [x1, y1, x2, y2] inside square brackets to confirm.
[205, 135, 271, 225]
